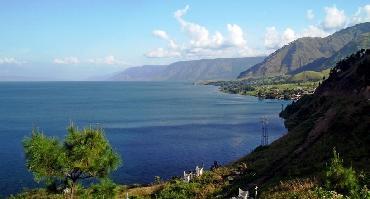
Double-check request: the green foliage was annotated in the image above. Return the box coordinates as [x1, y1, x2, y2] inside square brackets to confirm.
[194, 171, 219, 184]
[130, 195, 149, 199]
[358, 185, 370, 199]
[23, 124, 121, 198]
[64, 125, 121, 179]
[156, 180, 201, 199]
[90, 178, 118, 199]
[313, 187, 345, 199]
[324, 148, 359, 195]
[290, 70, 329, 82]
[23, 130, 68, 184]
[9, 189, 64, 199]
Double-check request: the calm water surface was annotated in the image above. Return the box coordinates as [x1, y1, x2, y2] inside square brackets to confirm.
[0, 82, 291, 196]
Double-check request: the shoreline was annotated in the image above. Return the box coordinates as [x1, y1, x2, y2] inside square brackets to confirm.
[203, 80, 319, 101]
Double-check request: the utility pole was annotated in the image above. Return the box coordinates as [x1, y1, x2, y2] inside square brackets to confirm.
[260, 117, 269, 146]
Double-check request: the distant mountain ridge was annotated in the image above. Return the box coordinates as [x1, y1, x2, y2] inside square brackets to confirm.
[110, 57, 265, 81]
[238, 22, 370, 79]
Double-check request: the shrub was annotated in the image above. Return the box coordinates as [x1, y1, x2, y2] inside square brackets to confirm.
[313, 187, 344, 199]
[90, 178, 118, 199]
[156, 180, 200, 199]
[324, 148, 359, 195]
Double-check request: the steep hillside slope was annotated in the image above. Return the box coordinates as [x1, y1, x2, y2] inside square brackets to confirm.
[235, 49, 370, 189]
[293, 32, 370, 74]
[111, 57, 265, 81]
[238, 22, 370, 79]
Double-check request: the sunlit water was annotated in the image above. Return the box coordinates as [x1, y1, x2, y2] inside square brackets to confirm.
[0, 82, 291, 196]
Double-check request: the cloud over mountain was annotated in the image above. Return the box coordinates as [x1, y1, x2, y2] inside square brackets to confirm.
[146, 5, 260, 59]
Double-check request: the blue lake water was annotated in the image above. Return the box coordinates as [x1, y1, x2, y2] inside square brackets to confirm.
[0, 82, 290, 196]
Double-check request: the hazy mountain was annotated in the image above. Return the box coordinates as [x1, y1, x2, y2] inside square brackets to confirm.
[238, 22, 370, 79]
[110, 57, 265, 81]
[110, 65, 167, 81]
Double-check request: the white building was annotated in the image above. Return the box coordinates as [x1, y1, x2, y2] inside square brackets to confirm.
[183, 165, 204, 182]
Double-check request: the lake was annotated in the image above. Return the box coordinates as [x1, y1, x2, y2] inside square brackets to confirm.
[0, 82, 290, 196]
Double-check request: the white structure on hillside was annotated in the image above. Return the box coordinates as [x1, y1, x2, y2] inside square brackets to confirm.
[184, 171, 192, 182]
[231, 188, 249, 199]
[195, 165, 204, 177]
[183, 165, 204, 182]
[63, 188, 70, 195]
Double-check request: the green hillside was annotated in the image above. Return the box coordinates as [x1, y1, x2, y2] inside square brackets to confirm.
[230, 49, 370, 198]
[289, 69, 330, 82]
[238, 22, 370, 79]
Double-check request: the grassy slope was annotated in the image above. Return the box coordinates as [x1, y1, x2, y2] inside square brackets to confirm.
[289, 69, 330, 82]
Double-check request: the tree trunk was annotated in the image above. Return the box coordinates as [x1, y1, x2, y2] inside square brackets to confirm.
[70, 181, 76, 199]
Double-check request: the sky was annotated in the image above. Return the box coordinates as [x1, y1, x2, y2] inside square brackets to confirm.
[1, 0, 370, 80]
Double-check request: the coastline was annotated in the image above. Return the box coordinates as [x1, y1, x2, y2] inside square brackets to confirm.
[203, 80, 319, 101]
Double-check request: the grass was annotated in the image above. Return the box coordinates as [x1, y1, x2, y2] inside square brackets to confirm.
[123, 184, 164, 198]
[290, 69, 330, 82]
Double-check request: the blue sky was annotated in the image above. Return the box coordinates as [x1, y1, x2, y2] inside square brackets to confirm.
[0, 0, 370, 80]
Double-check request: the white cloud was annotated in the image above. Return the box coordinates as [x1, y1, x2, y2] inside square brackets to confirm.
[173, 5, 247, 49]
[307, 9, 315, 20]
[264, 26, 280, 50]
[146, 5, 259, 59]
[322, 6, 347, 30]
[53, 56, 126, 65]
[0, 57, 25, 64]
[227, 24, 247, 47]
[352, 4, 370, 24]
[174, 5, 189, 19]
[168, 40, 179, 49]
[53, 57, 80, 64]
[152, 29, 179, 50]
[174, 5, 213, 48]
[145, 48, 181, 58]
[302, 25, 329, 37]
[212, 31, 224, 47]
[153, 30, 169, 40]
[263, 27, 297, 50]
[281, 28, 297, 45]
[148, 3, 370, 59]
[88, 55, 126, 65]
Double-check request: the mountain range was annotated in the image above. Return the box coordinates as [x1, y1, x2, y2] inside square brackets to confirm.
[110, 57, 265, 81]
[238, 22, 370, 79]
[111, 23, 370, 82]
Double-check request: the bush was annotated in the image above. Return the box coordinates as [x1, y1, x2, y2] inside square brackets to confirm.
[324, 148, 359, 196]
[90, 178, 118, 199]
[313, 187, 345, 199]
[156, 180, 200, 199]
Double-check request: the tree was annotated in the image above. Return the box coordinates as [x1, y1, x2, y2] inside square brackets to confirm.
[324, 148, 359, 196]
[23, 124, 121, 198]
